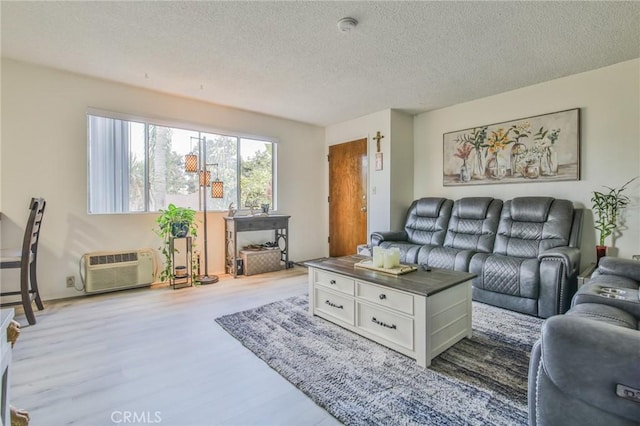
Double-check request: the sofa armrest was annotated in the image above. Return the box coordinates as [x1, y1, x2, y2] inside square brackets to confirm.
[370, 231, 408, 247]
[539, 246, 581, 277]
[596, 257, 640, 282]
[540, 315, 640, 422]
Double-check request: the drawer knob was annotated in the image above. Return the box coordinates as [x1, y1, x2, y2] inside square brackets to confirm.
[329, 279, 337, 285]
[379, 294, 386, 300]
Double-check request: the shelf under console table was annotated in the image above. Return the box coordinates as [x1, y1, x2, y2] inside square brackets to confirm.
[224, 215, 291, 277]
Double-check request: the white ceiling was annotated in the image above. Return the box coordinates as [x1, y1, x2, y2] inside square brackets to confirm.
[2, 1, 639, 126]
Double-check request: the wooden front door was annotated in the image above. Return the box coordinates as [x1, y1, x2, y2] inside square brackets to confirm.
[329, 138, 368, 256]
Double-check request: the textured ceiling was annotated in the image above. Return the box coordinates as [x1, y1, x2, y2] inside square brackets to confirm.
[2, 1, 639, 126]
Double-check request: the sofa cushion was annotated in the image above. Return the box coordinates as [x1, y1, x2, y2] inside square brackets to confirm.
[510, 197, 553, 222]
[444, 197, 502, 253]
[593, 257, 640, 284]
[470, 253, 539, 298]
[404, 197, 453, 246]
[416, 246, 473, 271]
[494, 198, 573, 258]
[457, 197, 494, 220]
[572, 283, 640, 318]
[417, 198, 502, 272]
[566, 302, 637, 329]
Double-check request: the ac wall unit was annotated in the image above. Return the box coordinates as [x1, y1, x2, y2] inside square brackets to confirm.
[81, 249, 156, 294]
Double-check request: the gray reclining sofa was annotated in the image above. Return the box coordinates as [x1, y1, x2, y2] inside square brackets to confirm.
[528, 257, 640, 425]
[371, 196, 583, 318]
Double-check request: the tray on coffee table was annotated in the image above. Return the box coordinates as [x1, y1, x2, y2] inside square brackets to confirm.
[354, 259, 417, 275]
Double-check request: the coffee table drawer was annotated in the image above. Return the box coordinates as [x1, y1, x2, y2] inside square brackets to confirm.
[357, 302, 413, 350]
[315, 287, 355, 325]
[314, 270, 354, 295]
[357, 281, 413, 315]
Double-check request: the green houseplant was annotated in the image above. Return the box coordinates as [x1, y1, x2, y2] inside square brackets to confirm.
[591, 176, 638, 262]
[155, 204, 198, 282]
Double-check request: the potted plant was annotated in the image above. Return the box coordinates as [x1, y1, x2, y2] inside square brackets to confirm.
[155, 204, 198, 282]
[591, 176, 638, 263]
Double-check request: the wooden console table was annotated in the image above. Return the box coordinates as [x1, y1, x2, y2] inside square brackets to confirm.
[224, 215, 291, 277]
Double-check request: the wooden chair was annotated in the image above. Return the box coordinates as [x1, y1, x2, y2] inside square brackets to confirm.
[1, 198, 46, 325]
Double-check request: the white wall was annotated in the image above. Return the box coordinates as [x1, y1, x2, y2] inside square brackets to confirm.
[414, 59, 640, 266]
[390, 110, 414, 230]
[1, 59, 326, 300]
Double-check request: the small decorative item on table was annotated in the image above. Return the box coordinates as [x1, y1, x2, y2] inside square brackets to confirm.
[591, 177, 638, 265]
[383, 247, 401, 269]
[174, 265, 187, 279]
[372, 247, 401, 269]
[372, 246, 384, 267]
[355, 258, 417, 275]
[240, 248, 282, 276]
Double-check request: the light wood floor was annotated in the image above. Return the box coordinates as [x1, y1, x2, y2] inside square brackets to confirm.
[9, 266, 341, 426]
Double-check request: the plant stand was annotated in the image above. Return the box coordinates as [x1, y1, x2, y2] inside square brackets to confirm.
[170, 237, 192, 289]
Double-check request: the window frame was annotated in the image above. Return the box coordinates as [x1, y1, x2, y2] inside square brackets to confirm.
[86, 108, 278, 214]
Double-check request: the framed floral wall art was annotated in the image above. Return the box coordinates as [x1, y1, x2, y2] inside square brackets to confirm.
[443, 108, 580, 186]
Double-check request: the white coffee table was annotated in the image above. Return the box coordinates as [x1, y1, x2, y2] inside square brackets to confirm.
[306, 256, 475, 368]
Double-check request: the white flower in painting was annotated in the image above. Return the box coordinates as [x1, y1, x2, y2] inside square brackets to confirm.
[536, 138, 552, 149]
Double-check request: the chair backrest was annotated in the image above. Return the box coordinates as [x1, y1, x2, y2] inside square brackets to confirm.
[444, 197, 503, 252]
[493, 197, 573, 258]
[21, 198, 46, 262]
[404, 197, 453, 245]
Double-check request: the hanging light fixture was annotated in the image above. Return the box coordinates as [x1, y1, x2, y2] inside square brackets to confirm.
[184, 136, 225, 285]
[211, 163, 224, 199]
[185, 153, 198, 173]
[185, 138, 199, 172]
[199, 170, 211, 186]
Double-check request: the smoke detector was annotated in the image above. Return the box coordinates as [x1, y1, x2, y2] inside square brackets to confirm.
[337, 17, 358, 33]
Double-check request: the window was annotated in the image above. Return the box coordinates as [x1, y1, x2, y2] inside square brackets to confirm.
[88, 112, 276, 214]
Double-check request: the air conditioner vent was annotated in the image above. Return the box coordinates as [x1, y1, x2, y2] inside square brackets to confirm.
[89, 251, 138, 265]
[83, 249, 155, 294]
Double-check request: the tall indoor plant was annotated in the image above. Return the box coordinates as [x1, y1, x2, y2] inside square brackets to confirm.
[591, 176, 638, 262]
[155, 204, 198, 282]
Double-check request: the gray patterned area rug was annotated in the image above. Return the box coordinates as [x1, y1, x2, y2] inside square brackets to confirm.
[215, 295, 543, 426]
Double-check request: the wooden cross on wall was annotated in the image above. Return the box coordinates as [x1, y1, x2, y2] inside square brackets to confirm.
[373, 131, 384, 152]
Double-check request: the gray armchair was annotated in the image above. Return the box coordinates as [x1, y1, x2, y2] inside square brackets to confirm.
[528, 256, 640, 426]
[572, 257, 640, 317]
[417, 197, 502, 271]
[470, 197, 582, 318]
[371, 197, 453, 263]
[528, 305, 639, 426]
